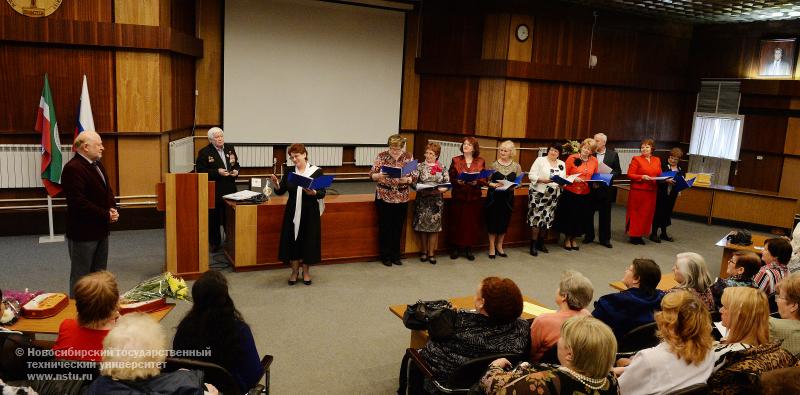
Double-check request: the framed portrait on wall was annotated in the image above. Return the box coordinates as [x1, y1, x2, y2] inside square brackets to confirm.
[758, 38, 796, 77]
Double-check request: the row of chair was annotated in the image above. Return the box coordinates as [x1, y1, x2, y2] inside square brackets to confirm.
[0, 331, 274, 395]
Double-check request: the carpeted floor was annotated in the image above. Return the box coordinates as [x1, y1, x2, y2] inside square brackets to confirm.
[0, 203, 756, 394]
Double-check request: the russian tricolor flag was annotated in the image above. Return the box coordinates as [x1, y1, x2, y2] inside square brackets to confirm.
[74, 75, 95, 146]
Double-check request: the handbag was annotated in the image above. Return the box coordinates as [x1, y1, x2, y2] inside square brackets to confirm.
[402, 300, 457, 341]
[727, 229, 752, 246]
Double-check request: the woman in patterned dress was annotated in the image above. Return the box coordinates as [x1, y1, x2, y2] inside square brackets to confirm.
[527, 144, 566, 256]
[369, 134, 417, 267]
[486, 140, 522, 259]
[480, 316, 619, 395]
[413, 142, 449, 264]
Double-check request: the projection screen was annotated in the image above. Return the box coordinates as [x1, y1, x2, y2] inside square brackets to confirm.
[223, 0, 406, 144]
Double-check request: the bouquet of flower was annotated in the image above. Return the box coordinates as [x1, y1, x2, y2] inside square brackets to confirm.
[562, 140, 580, 154]
[121, 272, 192, 303]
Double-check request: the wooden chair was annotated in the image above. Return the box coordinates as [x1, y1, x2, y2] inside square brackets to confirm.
[403, 348, 524, 394]
[617, 322, 659, 357]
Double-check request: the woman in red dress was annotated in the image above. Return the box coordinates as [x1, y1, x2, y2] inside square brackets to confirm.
[626, 139, 662, 245]
[447, 137, 486, 260]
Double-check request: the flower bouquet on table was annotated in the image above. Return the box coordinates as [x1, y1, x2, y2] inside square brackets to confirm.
[120, 272, 192, 314]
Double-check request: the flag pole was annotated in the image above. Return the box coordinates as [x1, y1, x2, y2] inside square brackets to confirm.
[39, 194, 64, 243]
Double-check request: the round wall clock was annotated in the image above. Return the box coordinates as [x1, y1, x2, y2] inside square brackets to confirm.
[516, 24, 530, 42]
[6, 0, 63, 17]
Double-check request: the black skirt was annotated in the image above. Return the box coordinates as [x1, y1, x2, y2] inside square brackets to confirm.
[554, 190, 591, 237]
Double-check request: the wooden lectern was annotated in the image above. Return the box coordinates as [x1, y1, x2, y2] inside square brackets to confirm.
[156, 173, 215, 278]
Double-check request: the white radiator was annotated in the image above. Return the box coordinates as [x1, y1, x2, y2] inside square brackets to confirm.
[615, 148, 638, 175]
[168, 137, 195, 173]
[429, 140, 463, 170]
[287, 146, 342, 167]
[354, 146, 385, 166]
[0, 145, 75, 189]
[237, 145, 274, 168]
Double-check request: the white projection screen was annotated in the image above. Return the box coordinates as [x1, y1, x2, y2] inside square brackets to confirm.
[223, 0, 406, 144]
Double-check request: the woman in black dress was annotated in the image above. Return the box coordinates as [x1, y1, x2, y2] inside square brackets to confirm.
[650, 147, 683, 243]
[486, 140, 522, 259]
[269, 143, 326, 285]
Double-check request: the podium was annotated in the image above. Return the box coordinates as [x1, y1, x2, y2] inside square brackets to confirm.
[156, 173, 215, 278]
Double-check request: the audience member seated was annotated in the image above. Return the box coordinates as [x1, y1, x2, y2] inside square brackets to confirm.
[614, 290, 715, 395]
[710, 251, 759, 309]
[789, 221, 800, 273]
[530, 270, 592, 362]
[754, 238, 792, 297]
[53, 271, 119, 362]
[769, 272, 800, 356]
[592, 258, 665, 341]
[669, 252, 715, 311]
[173, 271, 263, 391]
[709, 287, 797, 395]
[480, 316, 618, 395]
[87, 313, 218, 395]
[417, 277, 529, 392]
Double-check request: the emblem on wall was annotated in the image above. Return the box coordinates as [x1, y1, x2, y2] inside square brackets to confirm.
[6, 0, 63, 17]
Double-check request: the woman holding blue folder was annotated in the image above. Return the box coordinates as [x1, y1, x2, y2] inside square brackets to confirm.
[553, 138, 598, 251]
[370, 134, 417, 267]
[626, 139, 662, 245]
[447, 137, 487, 260]
[486, 140, 522, 259]
[269, 143, 327, 285]
[651, 147, 683, 243]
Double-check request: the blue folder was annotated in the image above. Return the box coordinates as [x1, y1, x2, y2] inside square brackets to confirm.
[589, 173, 613, 186]
[381, 160, 418, 178]
[288, 173, 334, 190]
[672, 175, 695, 193]
[457, 169, 495, 182]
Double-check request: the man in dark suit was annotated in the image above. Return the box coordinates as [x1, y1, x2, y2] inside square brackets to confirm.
[196, 127, 240, 250]
[585, 132, 621, 248]
[61, 130, 118, 296]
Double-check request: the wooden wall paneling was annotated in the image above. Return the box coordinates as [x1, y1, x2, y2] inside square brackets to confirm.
[730, 152, 783, 192]
[418, 76, 478, 134]
[172, 55, 196, 131]
[168, 0, 196, 35]
[117, 137, 162, 197]
[401, 12, 420, 131]
[195, 0, 221, 127]
[0, 0, 113, 22]
[481, 13, 510, 59]
[786, 117, 800, 155]
[102, 135, 119, 193]
[476, 78, 505, 137]
[478, 137, 498, 163]
[526, 81, 560, 139]
[160, 54, 173, 132]
[741, 114, 787, 153]
[116, 52, 161, 132]
[420, 8, 483, 60]
[501, 80, 528, 138]
[780, 157, 800, 198]
[507, 14, 532, 62]
[114, 0, 159, 25]
[160, 134, 169, 180]
[0, 44, 115, 133]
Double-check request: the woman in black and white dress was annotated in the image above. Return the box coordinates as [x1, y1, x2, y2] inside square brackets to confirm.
[269, 143, 326, 286]
[527, 144, 565, 256]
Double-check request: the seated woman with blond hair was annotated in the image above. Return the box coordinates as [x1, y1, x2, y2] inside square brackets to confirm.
[87, 313, 217, 394]
[709, 287, 797, 394]
[769, 272, 800, 356]
[481, 316, 619, 395]
[530, 270, 593, 362]
[669, 252, 715, 311]
[53, 271, 120, 362]
[615, 290, 715, 395]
